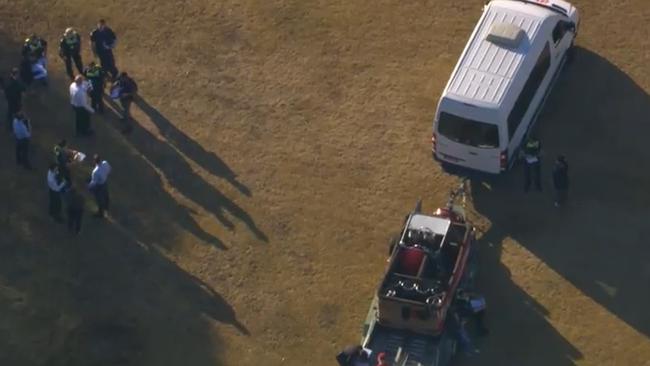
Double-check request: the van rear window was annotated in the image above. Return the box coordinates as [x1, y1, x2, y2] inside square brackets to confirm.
[437, 112, 499, 149]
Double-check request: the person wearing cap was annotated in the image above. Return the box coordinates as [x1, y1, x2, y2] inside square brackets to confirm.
[90, 19, 118, 80]
[59, 27, 83, 80]
[552, 155, 569, 207]
[69, 75, 95, 136]
[0, 68, 26, 131]
[21, 33, 48, 85]
[47, 163, 67, 221]
[83, 61, 106, 113]
[12, 111, 32, 169]
[88, 154, 112, 218]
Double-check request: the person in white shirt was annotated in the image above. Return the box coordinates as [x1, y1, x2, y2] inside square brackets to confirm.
[88, 154, 111, 218]
[47, 163, 67, 220]
[69, 75, 94, 136]
[12, 111, 32, 169]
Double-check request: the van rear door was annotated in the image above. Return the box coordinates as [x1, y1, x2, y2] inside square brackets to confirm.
[435, 112, 502, 173]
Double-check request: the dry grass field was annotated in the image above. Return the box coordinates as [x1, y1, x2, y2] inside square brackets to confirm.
[0, 0, 649, 365]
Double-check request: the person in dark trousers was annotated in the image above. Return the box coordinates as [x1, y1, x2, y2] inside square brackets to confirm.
[523, 136, 542, 192]
[455, 290, 489, 337]
[59, 27, 83, 80]
[64, 187, 85, 235]
[69, 75, 95, 136]
[553, 155, 569, 207]
[90, 19, 118, 80]
[22, 34, 48, 85]
[111, 72, 138, 132]
[83, 61, 105, 113]
[0, 68, 26, 131]
[12, 112, 31, 169]
[446, 310, 479, 356]
[88, 154, 112, 218]
[47, 163, 67, 221]
[54, 140, 73, 183]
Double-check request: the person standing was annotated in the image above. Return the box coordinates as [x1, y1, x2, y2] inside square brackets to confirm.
[88, 154, 111, 218]
[111, 72, 138, 131]
[83, 61, 105, 113]
[90, 19, 118, 80]
[64, 187, 85, 235]
[21, 34, 48, 85]
[455, 291, 489, 336]
[69, 75, 95, 136]
[59, 27, 83, 80]
[47, 163, 67, 221]
[552, 155, 569, 207]
[54, 140, 73, 183]
[523, 136, 542, 192]
[12, 112, 31, 169]
[0, 68, 26, 131]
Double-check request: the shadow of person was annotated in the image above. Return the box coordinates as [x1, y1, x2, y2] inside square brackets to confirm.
[104, 98, 268, 242]
[467, 45, 650, 353]
[133, 97, 251, 197]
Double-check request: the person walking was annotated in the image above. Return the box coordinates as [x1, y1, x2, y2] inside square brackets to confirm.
[88, 154, 111, 218]
[90, 19, 118, 80]
[523, 136, 542, 192]
[12, 111, 31, 169]
[83, 61, 105, 113]
[552, 155, 569, 207]
[0, 68, 26, 131]
[59, 27, 83, 81]
[69, 75, 95, 136]
[64, 187, 85, 235]
[21, 34, 48, 85]
[111, 71, 138, 132]
[47, 163, 67, 221]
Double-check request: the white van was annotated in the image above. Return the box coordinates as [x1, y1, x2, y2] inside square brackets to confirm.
[432, 0, 579, 174]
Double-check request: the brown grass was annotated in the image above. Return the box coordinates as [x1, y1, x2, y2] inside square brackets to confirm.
[0, 0, 649, 365]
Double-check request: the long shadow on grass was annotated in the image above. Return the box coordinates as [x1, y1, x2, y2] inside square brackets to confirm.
[133, 97, 251, 197]
[0, 30, 246, 366]
[450, 47, 650, 365]
[105, 97, 267, 242]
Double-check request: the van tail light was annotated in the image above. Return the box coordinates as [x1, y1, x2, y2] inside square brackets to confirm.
[431, 134, 437, 153]
[500, 150, 508, 171]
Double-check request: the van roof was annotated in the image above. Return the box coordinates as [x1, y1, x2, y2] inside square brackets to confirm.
[445, 0, 560, 108]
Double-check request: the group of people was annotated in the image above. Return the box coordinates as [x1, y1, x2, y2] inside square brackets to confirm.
[522, 136, 570, 207]
[0, 19, 135, 235]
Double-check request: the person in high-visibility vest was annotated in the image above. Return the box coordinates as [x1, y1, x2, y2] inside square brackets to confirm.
[83, 61, 106, 113]
[59, 27, 83, 80]
[523, 136, 542, 192]
[21, 34, 48, 85]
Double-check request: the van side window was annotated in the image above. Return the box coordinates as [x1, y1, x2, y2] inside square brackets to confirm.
[552, 21, 570, 45]
[507, 43, 551, 139]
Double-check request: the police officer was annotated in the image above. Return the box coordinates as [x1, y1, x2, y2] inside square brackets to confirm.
[84, 61, 105, 113]
[0, 68, 26, 131]
[523, 136, 542, 192]
[90, 19, 118, 80]
[59, 27, 83, 80]
[22, 34, 48, 85]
